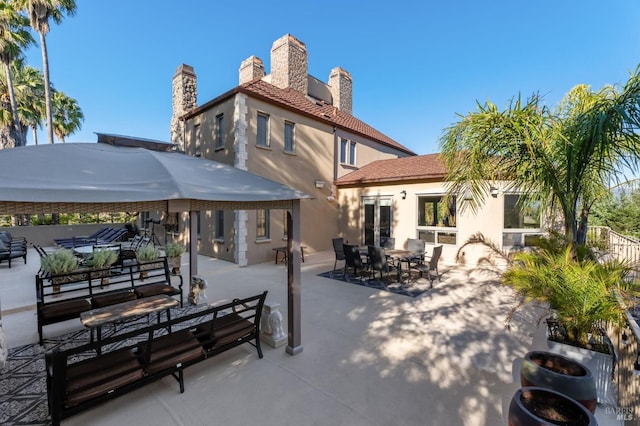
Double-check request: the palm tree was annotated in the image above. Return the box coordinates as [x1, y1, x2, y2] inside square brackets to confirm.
[51, 89, 82, 142]
[440, 67, 640, 245]
[12, 0, 76, 144]
[0, 2, 33, 147]
[14, 61, 44, 143]
[0, 58, 45, 144]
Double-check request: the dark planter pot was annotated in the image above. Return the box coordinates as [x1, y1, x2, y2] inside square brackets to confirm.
[520, 351, 597, 413]
[508, 387, 597, 426]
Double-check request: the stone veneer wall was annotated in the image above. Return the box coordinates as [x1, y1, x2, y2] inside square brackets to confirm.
[233, 93, 249, 266]
[329, 67, 353, 114]
[170, 64, 197, 150]
[239, 56, 266, 84]
[270, 34, 308, 94]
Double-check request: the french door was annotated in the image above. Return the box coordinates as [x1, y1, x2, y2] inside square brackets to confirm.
[363, 197, 392, 246]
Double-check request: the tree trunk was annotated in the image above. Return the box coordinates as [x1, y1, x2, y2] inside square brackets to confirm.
[576, 207, 589, 245]
[39, 32, 54, 145]
[3, 63, 25, 147]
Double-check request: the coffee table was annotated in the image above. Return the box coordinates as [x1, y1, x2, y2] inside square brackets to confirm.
[80, 294, 179, 353]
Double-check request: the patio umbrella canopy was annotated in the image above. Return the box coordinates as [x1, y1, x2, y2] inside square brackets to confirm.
[0, 142, 308, 356]
[0, 143, 309, 212]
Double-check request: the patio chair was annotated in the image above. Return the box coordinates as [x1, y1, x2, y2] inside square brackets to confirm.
[0, 239, 26, 268]
[0, 231, 27, 251]
[380, 237, 395, 249]
[413, 245, 442, 287]
[343, 244, 365, 279]
[406, 238, 425, 267]
[368, 245, 396, 281]
[332, 238, 345, 272]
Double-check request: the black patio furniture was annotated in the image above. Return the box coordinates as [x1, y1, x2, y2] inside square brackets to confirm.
[406, 238, 426, 267]
[368, 245, 397, 281]
[332, 237, 345, 271]
[0, 231, 27, 250]
[343, 244, 366, 279]
[412, 245, 442, 286]
[0, 238, 27, 268]
[54, 227, 128, 249]
[380, 237, 395, 249]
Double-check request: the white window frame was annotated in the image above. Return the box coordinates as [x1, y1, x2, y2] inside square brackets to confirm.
[416, 194, 457, 245]
[502, 194, 543, 247]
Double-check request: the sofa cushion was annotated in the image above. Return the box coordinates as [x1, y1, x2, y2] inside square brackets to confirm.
[91, 290, 137, 308]
[138, 329, 203, 375]
[66, 349, 144, 407]
[134, 283, 179, 299]
[195, 313, 255, 347]
[41, 298, 91, 322]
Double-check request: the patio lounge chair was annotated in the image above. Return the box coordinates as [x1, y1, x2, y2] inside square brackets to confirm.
[0, 238, 26, 268]
[54, 227, 128, 249]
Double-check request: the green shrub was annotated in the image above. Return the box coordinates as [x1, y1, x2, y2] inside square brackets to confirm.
[40, 249, 79, 275]
[164, 242, 185, 257]
[87, 249, 118, 268]
[503, 244, 636, 348]
[136, 245, 160, 261]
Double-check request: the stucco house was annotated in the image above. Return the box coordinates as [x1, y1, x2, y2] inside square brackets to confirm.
[171, 34, 414, 265]
[335, 155, 545, 266]
[170, 33, 543, 267]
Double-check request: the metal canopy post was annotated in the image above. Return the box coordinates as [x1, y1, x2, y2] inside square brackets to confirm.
[285, 199, 303, 355]
[189, 210, 198, 282]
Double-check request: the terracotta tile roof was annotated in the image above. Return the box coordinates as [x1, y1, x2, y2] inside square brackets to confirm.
[335, 154, 447, 186]
[182, 79, 415, 156]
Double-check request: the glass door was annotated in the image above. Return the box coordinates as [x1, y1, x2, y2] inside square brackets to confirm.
[363, 197, 392, 246]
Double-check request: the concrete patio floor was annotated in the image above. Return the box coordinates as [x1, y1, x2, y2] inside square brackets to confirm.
[0, 248, 623, 425]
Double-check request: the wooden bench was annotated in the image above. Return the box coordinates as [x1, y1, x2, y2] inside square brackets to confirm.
[45, 291, 267, 426]
[36, 257, 183, 344]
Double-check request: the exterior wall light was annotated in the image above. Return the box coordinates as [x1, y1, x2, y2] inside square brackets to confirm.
[315, 180, 325, 188]
[400, 190, 407, 200]
[490, 187, 499, 197]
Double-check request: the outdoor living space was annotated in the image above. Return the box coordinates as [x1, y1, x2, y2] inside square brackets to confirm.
[0, 247, 624, 425]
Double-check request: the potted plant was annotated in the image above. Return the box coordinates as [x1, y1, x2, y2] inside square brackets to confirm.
[136, 245, 160, 279]
[86, 249, 118, 286]
[508, 387, 597, 425]
[503, 241, 636, 404]
[164, 242, 184, 275]
[40, 248, 80, 292]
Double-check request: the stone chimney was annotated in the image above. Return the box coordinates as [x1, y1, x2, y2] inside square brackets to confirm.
[239, 56, 265, 84]
[270, 34, 308, 94]
[170, 64, 197, 149]
[329, 67, 352, 114]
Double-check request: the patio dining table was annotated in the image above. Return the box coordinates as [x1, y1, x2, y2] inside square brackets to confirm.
[384, 249, 414, 283]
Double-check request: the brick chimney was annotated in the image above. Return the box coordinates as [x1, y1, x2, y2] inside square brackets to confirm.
[239, 55, 266, 84]
[329, 67, 352, 114]
[270, 34, 308, 94]
[170, 64, 197, 150]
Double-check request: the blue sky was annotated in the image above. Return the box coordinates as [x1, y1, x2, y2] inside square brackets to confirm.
[22, 0, 640, 155]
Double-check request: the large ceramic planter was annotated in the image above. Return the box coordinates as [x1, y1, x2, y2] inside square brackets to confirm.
[547, 339, 616, 405]
[520, 351, 597, 413]
[508, 387, 597, 426]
